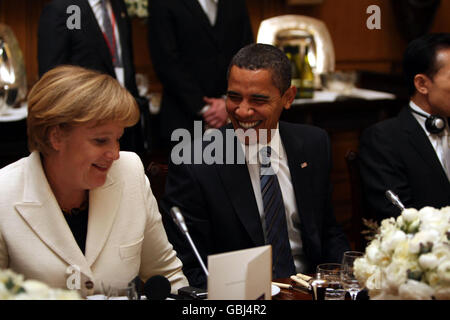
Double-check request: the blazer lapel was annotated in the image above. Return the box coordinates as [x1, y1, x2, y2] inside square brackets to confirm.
[14, 152, 93, 279]
[84, 172, 123, 267]
[183, 0, 219, 46]
[400, 107, 449, 187]
[216, 134, 265, 246]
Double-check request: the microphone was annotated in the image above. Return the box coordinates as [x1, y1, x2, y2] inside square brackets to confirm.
[385, 190, 405, 211]
[169, 206, 209, 277]
[143, 275, 171, 300]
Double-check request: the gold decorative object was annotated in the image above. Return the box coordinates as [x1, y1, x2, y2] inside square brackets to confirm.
[0, 24, 27, 115]
[256, 15, 335, 88]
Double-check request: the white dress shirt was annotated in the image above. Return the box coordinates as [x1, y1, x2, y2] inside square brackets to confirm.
[410, 101, 450, 181]
[239, 124, 309, 273]
[197, 0, 218, 26]
[88, 0, 124, 87]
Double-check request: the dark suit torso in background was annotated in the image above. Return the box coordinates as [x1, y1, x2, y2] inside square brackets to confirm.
[359, 107, 450, 222]
[38, 0, 148, 152]
[160, 122, 350, 288]
[147, 0, 254, 148]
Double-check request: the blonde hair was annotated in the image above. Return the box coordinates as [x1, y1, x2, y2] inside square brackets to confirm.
[27, 65, 140, 155]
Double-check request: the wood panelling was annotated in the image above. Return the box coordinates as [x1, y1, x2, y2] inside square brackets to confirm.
[2, 0, 450, 90]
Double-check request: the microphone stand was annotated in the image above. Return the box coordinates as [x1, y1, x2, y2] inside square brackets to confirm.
[385, 190, 405, 211]
[170, 206, 209, 277]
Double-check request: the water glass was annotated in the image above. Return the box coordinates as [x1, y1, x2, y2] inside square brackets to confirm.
[316, 263, 346, 300]
[341, 251, 364, 300]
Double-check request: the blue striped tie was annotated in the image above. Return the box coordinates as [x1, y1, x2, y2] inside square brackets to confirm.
[260, 147, 296, 278]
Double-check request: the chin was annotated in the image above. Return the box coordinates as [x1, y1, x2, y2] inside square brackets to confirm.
[88, 177, 108, 190]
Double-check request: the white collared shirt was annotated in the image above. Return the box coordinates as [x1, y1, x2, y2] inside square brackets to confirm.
[238, 124, 309, 273]
[197, 0, 218, 25]
[410, 101, 450, 180]
[88, 0, 124, 87]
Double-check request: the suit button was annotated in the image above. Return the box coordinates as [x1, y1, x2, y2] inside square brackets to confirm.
[85, 280, 94, 289]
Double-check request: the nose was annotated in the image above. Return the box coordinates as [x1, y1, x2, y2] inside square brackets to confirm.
[234, 100, 254, 119]
[105, 141, 120, 161]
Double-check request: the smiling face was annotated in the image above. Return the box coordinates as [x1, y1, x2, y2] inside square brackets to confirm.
[226, 66, 296, 144]
[47, 121, 124, 192]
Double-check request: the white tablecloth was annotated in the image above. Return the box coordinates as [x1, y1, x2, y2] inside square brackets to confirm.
[0, 102, 27, 122]
[293, 88, 396, 105]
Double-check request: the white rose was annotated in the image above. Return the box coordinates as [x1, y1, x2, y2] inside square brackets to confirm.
[419, 207, 446, 232]
[393, 240, 413, 262]
[384, 261, 408, 290]
[402, 208, 419, 223]
[409, 229, 440, 254]
[366, 241, 385, 264]
[432, 243, 450, 263]
[365, 268, 384, 291]
[418, 253, 439, 270]
[0, 282, 12, 300]
[437, 261, 450, 282]
[398, 280, 434, 300]
[21, 280, 50, 299]
[424, 271, 440, 287]
[354, 257, 378, 284]
[419, 206, 439, 217]
[381, 230, 406, 253]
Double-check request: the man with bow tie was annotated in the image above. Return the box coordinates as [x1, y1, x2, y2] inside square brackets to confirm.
[359, 33, 450, 222]
[160, 43, 350, 289]
[38, 0, 149, 153]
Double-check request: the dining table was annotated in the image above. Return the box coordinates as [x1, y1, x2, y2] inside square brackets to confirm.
[272, 278, 313, 300]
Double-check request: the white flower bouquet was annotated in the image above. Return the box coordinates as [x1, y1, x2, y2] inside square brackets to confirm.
[354, 206, 450, 300]
[0, 269, 81, 300]
[124, 0, 148, 18]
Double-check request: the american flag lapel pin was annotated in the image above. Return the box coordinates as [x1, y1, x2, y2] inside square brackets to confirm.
[121, 12, 126, 18]
[300, 162, 308, 168]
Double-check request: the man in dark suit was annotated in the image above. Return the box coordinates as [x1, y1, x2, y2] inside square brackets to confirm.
[359, 33, 450, 222]
[160, 44, 350, 288]
[147, 0, 254, 151]
[38, 0, 149, 153]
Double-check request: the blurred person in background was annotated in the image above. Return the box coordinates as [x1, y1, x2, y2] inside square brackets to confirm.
[359, 33, 450, 222]
[147, 0, 254, 153]
[38, 0, 150, 153]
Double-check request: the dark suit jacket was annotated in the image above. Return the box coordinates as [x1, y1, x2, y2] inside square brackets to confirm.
[147, 0, 254, 146]
[38, 0, 148, 151]
[359, 107, 450, 222]
[160, 122, 350, 288]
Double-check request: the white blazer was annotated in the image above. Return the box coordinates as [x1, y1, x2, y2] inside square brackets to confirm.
[0, 151, 188, 297]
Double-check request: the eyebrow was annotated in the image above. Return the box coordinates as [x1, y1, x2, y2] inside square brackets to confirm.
[226, 91, 270, 100]
[251, 94, 270, 100]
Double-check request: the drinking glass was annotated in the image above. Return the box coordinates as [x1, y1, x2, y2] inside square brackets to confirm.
[316, 263, 346, 300]
[340, 251, 364, 300]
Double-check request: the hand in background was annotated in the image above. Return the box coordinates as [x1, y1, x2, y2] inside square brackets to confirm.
[202, 97, 228, 128]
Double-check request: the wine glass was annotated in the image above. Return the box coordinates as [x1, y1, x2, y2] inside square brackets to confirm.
[340, 251, 364, 300]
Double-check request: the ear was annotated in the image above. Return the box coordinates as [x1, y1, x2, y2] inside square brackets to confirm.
[414, 74, 431, 95]
[48, 125, 63, 152]
[282, 85, 297, 110]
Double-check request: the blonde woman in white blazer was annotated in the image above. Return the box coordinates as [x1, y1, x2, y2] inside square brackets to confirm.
[0, 66, 188, 297]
